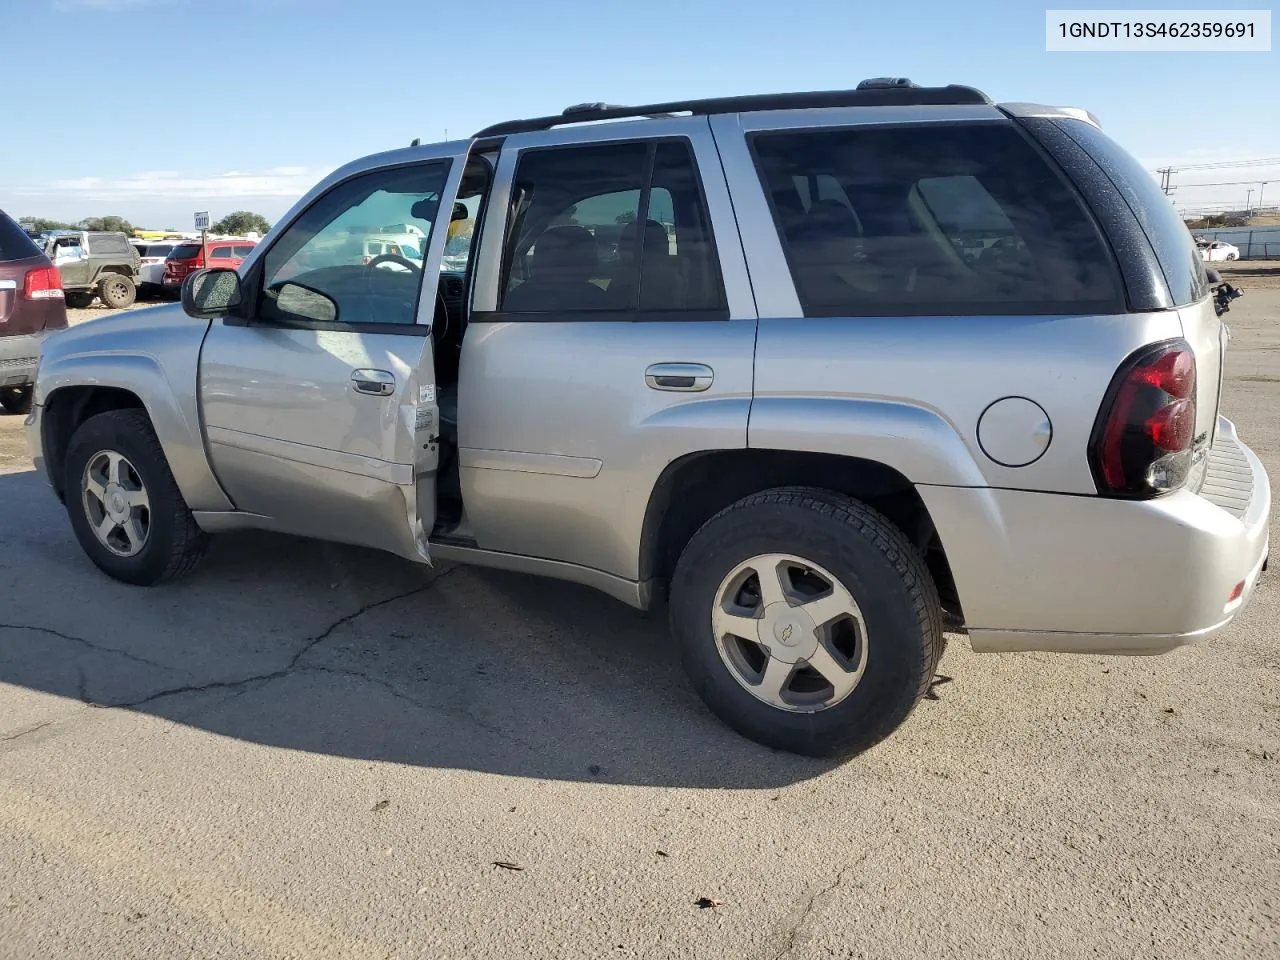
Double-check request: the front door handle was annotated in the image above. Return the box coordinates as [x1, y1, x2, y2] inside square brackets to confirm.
[351, 368, 395, 396]
[645, 362, 713, 392]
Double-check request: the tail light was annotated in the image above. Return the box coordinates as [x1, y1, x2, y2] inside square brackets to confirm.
[1089, 339, 1197, 497]
[23, 264, 64, 300]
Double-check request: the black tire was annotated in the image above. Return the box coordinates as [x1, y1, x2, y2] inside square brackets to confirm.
[64, 291, 95, 309]
[1, 387, 32, 416]
[98, 273, 136, 309]
[669, 487, 942, 759]
[62, 409, 209, 585]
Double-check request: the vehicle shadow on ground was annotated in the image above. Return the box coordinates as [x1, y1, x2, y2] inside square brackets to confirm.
[0, 469, 835, 788]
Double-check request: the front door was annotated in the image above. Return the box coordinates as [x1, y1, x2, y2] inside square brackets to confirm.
[199, 147, 467, 560]
[457, 118, 758, 580]
[53, 236, 91, 288]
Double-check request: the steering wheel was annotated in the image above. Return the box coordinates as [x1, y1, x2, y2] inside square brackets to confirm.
[366, 253, 421, 274]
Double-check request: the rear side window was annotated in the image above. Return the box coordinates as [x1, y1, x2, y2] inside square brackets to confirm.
[233, 244, 256, 257]
[750, 123, 1124, 317]
[499, 138, 727, 317]
[210, 246, 234, 259]
[92, 233, 131, 255]
[0, 213, 43, 262]
[170, 243, 202, 259]
[1053, 119, 1208, 306]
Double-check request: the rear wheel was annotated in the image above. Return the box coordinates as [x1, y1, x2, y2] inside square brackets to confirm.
[63, 409, 209, 585]
[98, 274, 136, 309]
[64, 291, 95, 309]
[669, 487, 942, 759]
[0, 387, 32, 416]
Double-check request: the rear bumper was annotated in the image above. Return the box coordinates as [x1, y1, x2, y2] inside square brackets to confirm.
[921, 416, 1270, 655]
[0, 330, 50, 388]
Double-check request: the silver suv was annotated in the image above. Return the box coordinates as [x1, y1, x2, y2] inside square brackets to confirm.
[25, 80, 1270, 758]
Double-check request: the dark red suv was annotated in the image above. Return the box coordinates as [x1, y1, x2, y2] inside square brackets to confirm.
[1, 211, 68, 415]
[162, 239, 257, 296]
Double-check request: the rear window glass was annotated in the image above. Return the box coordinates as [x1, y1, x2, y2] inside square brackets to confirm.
[750, 123, 1123, 317]
[1054, 119, 1208, 306]
[170, 244, 203, 259]
[0, 213, 42, 262]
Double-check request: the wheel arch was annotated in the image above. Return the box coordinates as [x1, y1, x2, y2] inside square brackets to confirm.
[40, 355, 232, 512]
[638, 448, 961, 619]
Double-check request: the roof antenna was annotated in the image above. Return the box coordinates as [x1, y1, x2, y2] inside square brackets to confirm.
[410, 137, 421, 147]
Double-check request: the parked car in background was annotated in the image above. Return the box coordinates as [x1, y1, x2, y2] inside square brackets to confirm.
[1199, 239, 1240, 262]
[44, 231, 141, 309]
[0, 210, 67, 415]
[130, 240, 185, 298]
[162, 239, 257, 297]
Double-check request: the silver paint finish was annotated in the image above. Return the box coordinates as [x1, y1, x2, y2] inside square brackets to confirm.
[976, 397, 1052, 468]
[918, 417, 1268, 641]
[459, 119, 758, 579]
[30, 303, 233, 512]
[749, 311, 1184, 493]
[26, 106, 1271, 662]
[198, 319, 433, 560]
[195, 140, 469, 560]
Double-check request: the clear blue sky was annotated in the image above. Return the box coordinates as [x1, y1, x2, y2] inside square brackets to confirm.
[4, 0, 1276, 228]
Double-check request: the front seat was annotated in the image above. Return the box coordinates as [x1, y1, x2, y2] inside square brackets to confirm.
[503, 225, 607, 312]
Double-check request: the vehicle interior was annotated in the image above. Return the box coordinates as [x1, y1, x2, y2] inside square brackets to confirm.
[753, 124, 1119, 314]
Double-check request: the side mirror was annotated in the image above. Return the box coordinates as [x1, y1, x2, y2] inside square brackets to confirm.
[182, 268, 243, 319]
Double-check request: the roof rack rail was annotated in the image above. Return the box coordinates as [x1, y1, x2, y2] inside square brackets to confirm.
[473, 81, 992, 138]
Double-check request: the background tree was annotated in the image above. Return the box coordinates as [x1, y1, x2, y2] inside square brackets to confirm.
[615, 210, 637, 225]
[78, 216, 134, 234]
[20, 217, 77, 232]
[211, 211, 272, 235]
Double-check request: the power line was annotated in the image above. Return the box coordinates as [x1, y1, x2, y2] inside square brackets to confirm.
[1151, 156, 1280, 173]
[1172, 178, 1274, 189]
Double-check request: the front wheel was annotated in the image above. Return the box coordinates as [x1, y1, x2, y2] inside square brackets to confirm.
[669, 488, 942, 759]
[62, 409, 209, 585]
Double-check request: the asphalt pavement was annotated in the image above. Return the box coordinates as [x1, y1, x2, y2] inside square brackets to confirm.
[1, 282, 1277, 959]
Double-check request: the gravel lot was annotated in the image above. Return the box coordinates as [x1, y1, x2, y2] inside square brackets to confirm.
[1, 273, 1277, 959]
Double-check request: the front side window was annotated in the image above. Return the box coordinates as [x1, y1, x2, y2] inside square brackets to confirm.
[751, 123, 1124, 317]
[258, 161, 450, 326]
[499, 139, 726, 317]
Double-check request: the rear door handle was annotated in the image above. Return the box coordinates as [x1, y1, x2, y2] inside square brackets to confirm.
[351, 368, 395, 396]
[645, 363, 713, 392]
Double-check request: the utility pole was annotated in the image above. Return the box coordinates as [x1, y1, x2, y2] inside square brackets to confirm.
[1246, 188, 1254, 214]
[1157, 167, 1176, 195]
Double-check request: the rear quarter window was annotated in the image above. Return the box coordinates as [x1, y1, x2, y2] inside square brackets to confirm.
[0, 213, 43, 262]
[749, 122, 1124, 317]
[1053, 119, 1208, 307]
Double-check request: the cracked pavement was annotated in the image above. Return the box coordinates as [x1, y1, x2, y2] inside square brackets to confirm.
[1, 285, 1279, 959]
